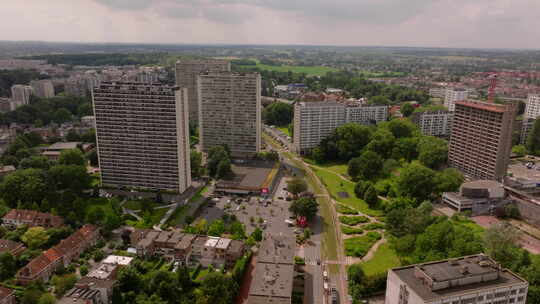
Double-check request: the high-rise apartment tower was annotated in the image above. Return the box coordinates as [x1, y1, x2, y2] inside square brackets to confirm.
[448, 100, 517, 180]
[521, 94, 540, 144]
[198, 72, 261, 157]
[175, 59, 231, 123]
[92, 82, 191, 193]
[444, 88, 469, 111]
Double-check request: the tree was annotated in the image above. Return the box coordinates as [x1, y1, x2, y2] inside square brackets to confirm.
[364, 186, 379, 207]
[385, 119, 417, 138]
[65, 129, 81, 142]
[0, 252, 16, 280]
[19, 156, 51, 170]
[262, 102, 293, 126]
[207, 146, 231, 178]
[22, 227, 50, 249]
[58, 149, 86, 166]
[366, 128, 395, 159]
[38, 293, 56, 304]
[369, 95, 391, 105]
[354, 181, 373, 199]
[400, 103, 414, 117]
[53, 108, 72, 123]
[527, 118, 540, 155]
[334, 123, 372, 160]
[348, 151, 383, 180]
[0, 168, 48, 207]
[287, 178, 308, 197]
[289, 197, 318, 220]
[207, 220, 226, 237]
[512, 145, 528, 157]
[196, 272, 238, 304]
[391, 137, 418, 161]
[52, 274, 77, 297]
[49, 165, 92, 194]
[396, 162, 436, 203]
[86, 149, 98, 167]
[216, 158, 231, 179]
[417, 136, 448, 169]
[484, 223, 521, 268]
[435, 168, 464, 193]
[251, 227, 263, 242]
[191, 150, 203, 178]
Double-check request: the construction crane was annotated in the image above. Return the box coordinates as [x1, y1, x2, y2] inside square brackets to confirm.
[487, 73, 498, 103]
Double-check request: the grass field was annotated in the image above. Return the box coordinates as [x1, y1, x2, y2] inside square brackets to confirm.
[124, 200, 144, 210]
[166, 204, 189, 227]
[344, 231, 382, 257]
[237, 62, 338, 76]
[311, 167, 383, 217]
[277, 126, 291, 137]
[360, 242, 400, 276]
[303, 158, 349, 178]
[189, 186, 209, 203]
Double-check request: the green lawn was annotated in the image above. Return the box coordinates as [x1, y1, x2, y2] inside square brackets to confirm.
[277, 126, 291, 137]
[311, 167, 383, 216]
[189, 186, 209, 203]
[125, 207, 168, 229]
[238, 62, 338, 76]
[166, 204, 189, 227]
[360, 242, 400, 276]
[303, 158, 349, 177]
[344, 231, 382, 257]
[84, 198, 117, 219]
[124, 200, 144, 210]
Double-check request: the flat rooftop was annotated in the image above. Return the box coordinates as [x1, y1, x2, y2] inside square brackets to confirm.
[392, 254, 527, 301]
[508, 163, 540, 182]
[247, 262, 294, 303]
[101, 255, 133, 266]
[257, 234, 295, 265]
[455, 100, 507, 113]
[216, 160, 277, 191]
[46, 142, 81, 151]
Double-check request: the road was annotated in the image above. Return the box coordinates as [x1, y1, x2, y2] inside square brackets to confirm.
[263, 129, 349, 304]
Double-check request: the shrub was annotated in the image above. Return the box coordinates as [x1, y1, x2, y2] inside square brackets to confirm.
[336, 204, 359, 215]
[344, 232, 382, 257]
[341, 225, 363, 235]
[339, 216, 369, 226]
[363, 222, 385, 231]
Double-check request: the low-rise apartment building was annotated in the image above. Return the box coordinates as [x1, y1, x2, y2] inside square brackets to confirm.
[445, 88, 469, 111]
[411, 110, 454, 137]
[130, 229, 245, 268]
[2, 209, 64, 229]
[16, 225, 100, 285]
[385, 254, 528, 304]
[293, 101, 388, 154]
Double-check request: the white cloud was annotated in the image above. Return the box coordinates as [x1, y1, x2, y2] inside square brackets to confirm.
[0, 0, 538, 48]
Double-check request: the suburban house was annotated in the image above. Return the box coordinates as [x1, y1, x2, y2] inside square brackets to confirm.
[2, 209, 64, 229]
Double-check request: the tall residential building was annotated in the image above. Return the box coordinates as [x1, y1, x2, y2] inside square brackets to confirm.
[175, 59, 231, 123]
[293, 101, 388, 154]
[198, 72, 261, 157]
[30, 80, 55, 98]
[10, 85, 34, 109]
[385, 254, 528, 304]
[448, 100, 517, 181]
[92, 82, 191, 193]
[521, 94, 540, 144]
[411, 110, 454, 137]
[444, 88, 469, 111]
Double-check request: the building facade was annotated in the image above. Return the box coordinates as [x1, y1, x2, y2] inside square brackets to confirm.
[444, 88, 469, 111]
[10, 85, 33, 109]
[198, 72, 261, 157]
[385, 254, 528, 304]
[93, 82, 191, 193]
[30, 79, 55, 98]
[521, 94, 540, 144]
[411, 110, 454, 137]
[448, 100, 517, 181]
[293, 101, 388, 154]
[175, 59, 231, 123]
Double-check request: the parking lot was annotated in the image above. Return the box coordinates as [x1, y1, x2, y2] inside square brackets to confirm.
[197, 176, 297, 236]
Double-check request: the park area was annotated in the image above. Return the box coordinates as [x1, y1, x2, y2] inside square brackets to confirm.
[236, 59, 338, 76]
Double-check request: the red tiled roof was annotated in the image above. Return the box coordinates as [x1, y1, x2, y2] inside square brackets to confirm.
[0, 286, 13, 299]
[3, 209, 64, 227]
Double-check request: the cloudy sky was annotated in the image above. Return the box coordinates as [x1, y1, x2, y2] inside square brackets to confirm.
[1, 0, 539, 49]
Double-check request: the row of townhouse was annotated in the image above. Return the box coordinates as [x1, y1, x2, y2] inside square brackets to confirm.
[130, 229, 245, 268]
[2, 209, 64, 229]
[16, 225, 100, 285]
